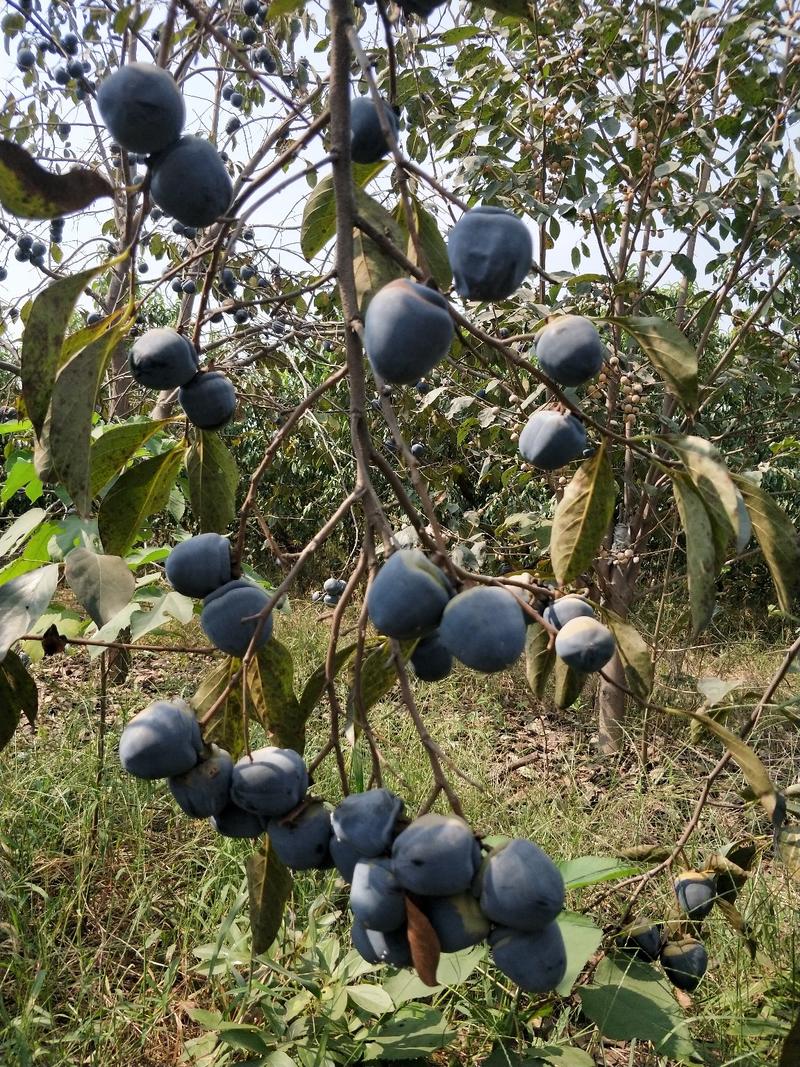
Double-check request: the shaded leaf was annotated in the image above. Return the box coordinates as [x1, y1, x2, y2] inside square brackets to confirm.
[187, 431, 239, 534]
[525, 622, 555, 698]
[405, 895, 440, 987]
[129, 590, 194, 642]
[98, 445, 186, 557]
[602, 610, 653, 703]
[0, 564, 60, 662]
[21, 262, 113, 438]
[64, 548, 135, 627]
[661, 435, 743, 567]
[776, 823, 800, 883]
[579, 957, 698, 1062]
[246, 840, 293, 955]
[551, 443, 616, 584]
[556, 911, 603, 996]
[394, 198, 452, 290]
[353, 200, 406, 315]
[0, 650, 38, 751]
[0, 139, 114, 219]
[300, 165, 386, 261]
[362, 1004, 454, 1061]
[298, 640, 358, 719]
[733, 473, 800, 613]
[612, 315, 698, 412]
[247, 639, 304, 753]
[553, 657, 587, 710]
[193, 657, 246, 760]
[780, 1009, 800, 1067]
[50, 325, 130, 515]
[346, 638, 415, 739]
[90, 420, 168, 498]
[672, 475, 716, 635]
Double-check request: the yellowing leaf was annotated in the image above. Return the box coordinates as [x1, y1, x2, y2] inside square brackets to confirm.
[551, 443, 616, 585]
[0, 139, 114, 219]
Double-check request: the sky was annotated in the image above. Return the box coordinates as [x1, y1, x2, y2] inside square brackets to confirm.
[0, 0, 798, 351]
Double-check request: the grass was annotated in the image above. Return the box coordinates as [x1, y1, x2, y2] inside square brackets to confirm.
[0, 602, 798, 1066]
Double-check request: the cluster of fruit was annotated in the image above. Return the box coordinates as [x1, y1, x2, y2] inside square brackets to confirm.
[118, 706, 567, 992]
[128, 327, 237, 430]
[12, 233, 48, 270]
[96, 63, 233, 229]
[616, 870, 718, 992]
[311, 577, 348, 607]
[367, 550, 616, 679]
[164, 532, 274, 657]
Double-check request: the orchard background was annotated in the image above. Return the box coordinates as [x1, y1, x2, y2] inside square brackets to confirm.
[1, 0, 799, 1064]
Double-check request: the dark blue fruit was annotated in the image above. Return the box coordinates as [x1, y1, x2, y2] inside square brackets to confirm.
[150, 136, 233, 228]
[128, 327, 199, 389]
[536, 315, 605, 387]
[554, 617, 615, 673]
[169, 744, 233, 817]
[543, 595, 596, 631]
[97, 62, 185, 154]
[352, 920, 412, 967]
[439, 586, 526, 673]
[350, 95, 399, 165]
[331, 788, 404, 857]
[410, 631, 452, 682]
[350, 858, 406, 931]
[179, 370, 237, 429]
[17, 48, 36, 70]
[165, 533, 232, 599]
[230, 746, 308, 818]
[616, 920, 664, 962]
[211, 800, 265, 838]
[364, 279, 454, 385]
[518, 410, 588, 470]
[489, 922, 567, 992]
[477, 839, 565, 932]
[422, 892, 490, 952]
[447, 206, 532, 301]
[392, 814, 481, 896]
[366, 549, 452, 640]
[674, 871, 717, 921]
[267, 801, 334, 870]
[201, 579, 273, 657]
[330, 836, 362, 883]
[118, 698, 203, 779]
[660, 937, 708, 992]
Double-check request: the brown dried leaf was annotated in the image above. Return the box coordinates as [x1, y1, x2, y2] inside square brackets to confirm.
[405, 895, 440, 987]
[0, 140, 115, 219]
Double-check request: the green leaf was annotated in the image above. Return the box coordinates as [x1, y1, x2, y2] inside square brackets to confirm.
[346, 638, 414, 736]
[0, 508, 47, 557]
[97, 444, 186, 557]
[246, 840, 293, 955]
[556, 911, 603, 996]
[732, 473, 800, 614]
[579, 957, 698, 1063]
[363, 1005, 455, 1061]
[776, 824, 800, 884]
[524, 622, 555, 698]
[551, 443, 616, 584]
[346, 984, 395, 1015]
[382, 945, 486, 1007]
[481, 0, 533, 16]
[300, 166, 386, 260]
[0, 565, 60, 662]
[395, 198, 452, 290]
[661, 435, 743, 568]
[0, 650, 38, 751]
[559, 856, 640, 890]
[601, 610, 653, 703]
[672, 474, 716, 635]
[266, 0, 305, 19]
[553, 657, 587, 710]
[611, 315, 698, 413]
[49, 327, 130, 515]
[90, 420, 168, 498]
[0, 139, 114, 219]
[780, 1009, 800, 1067]
[248, 639, 305, 753]
[129, 590, 194, 642]
[670, 253, 696, 282]
[21, 262, 113, 438]
[353, 197, 407, 314]
[64, 548, 135, 628]
[298, 641, 358, 719]
[187, 431, 239, 534]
